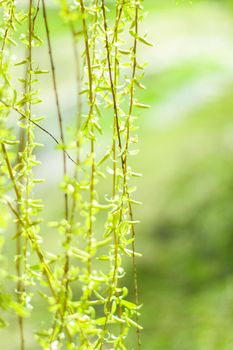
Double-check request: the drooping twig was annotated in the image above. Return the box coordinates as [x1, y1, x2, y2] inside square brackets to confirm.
[0, 1, 15, 68]
[99, 1, 141, 348]
[0, 100, 80, 167]
[123, 2, 141, 347]
[80, 0, 95, 285]
[41, 0, 69, 220]
[0, 142, 73, 342]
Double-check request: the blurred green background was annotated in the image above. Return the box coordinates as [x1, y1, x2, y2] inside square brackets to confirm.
[2, 0, 233, 348]
[137, 1, 233, 349]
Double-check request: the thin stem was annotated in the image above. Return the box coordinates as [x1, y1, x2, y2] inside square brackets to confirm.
[1, 143, 73, 341]
[51, 19, 84, 341]
[101, 0, 123, 161]
[1, 143, 20, 198]
[70, 21, 83, 143]
[0, 0, 15, 68]
[113, 1, 124, 337]
[68, 18, 83, 243]
[0, 100, 80, 167]
[41, 0, 69, 220]
[99, 2, 141, 348]
[98, 2, 124, 347]
[32, 0, 41, 31]
[41, 5, 72, 336]
[15, 47, 28, 350]
[123, 2, 141, 347]
[80, 0, 95, 286]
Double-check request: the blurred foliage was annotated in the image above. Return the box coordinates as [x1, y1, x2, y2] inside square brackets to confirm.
[137, 89, 233, 349]
[2, 0, 233, 349]
[134, 1, 233, 349]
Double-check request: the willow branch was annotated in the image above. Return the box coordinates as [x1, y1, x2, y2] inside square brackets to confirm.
[123, 3, 141, 347]
[41, 0, 69, 220]
[0, 143, 72, 341]
[0, 100, 80, 167]
[80, 0, 95, 282]
[0, 0, 15, 68]
[99, 2, 141, 348]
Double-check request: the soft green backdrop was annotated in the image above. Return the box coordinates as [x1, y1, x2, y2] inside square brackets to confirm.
[2, 0, 233, 349]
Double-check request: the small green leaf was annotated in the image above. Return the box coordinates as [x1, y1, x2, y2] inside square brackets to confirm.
[134, 102, 150, 109]
[33, 70, 49, 75]
[138, 36, 153, 46]
[15, 59, 28, 66]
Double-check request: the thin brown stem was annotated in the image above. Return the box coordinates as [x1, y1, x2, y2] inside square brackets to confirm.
[1, 143, 20, 199]
[123, 3, 141, 347]
[0, 100, 80, 167]
[80, 0, 95, 283]
[0, 1, 14, 68]
[101, 0, 123, 160]
[97, 3, 124, 348]
[1, 144, 73, 341]
[99, 1, 141, 348]
[41, 0, 69, 220]
[32, 0, 41, 31]
[68, 19, 83, 229]
[41, 6, 71, 335]
[15, 47, 28, 350]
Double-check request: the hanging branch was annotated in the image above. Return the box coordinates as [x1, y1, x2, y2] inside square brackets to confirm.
[0, 0, 146, 347]
[123, 2, 141, 347]
[41, 0, 73, 343]
[41, 0, 69, 220]
[101, 0, 124, 162]
[98, 1, 142, 348]
[79, 0, 95, 289]
[0, 3, 25, 345]
[112, 0, 124, 338]
[15, 50, 28, 350]
[97, 1, 124, 347]
[0, 100, 79, 167]
[0, 142, 56, 295]
[0, 141, 73, 341]
[0, 0, 15, 68]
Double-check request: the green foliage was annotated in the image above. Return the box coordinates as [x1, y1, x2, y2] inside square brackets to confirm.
[0, 0, 147, 348]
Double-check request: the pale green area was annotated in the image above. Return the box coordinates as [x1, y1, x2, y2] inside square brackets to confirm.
[2, 0, 233, 349]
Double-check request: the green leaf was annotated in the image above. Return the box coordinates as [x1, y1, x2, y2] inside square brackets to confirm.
[126, 317, 143, 330]
[10, 302, 29, 318]
[97, 150, 111, 167]
[33, 70, 49, 75]
[1, 139, 19, 145]
[121, 300, 137, 310]
[138, 36, 153, 47]
[96, 255, 110, 261]
[134, 102, 150, 109]
[15, 59, 28, 66]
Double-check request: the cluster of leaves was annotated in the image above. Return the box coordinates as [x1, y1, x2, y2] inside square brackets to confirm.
[0, 0, 150, 348]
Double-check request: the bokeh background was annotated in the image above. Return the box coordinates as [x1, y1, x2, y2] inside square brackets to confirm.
[2, 0, 233, 348]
